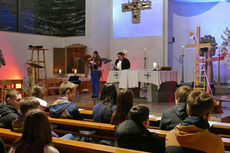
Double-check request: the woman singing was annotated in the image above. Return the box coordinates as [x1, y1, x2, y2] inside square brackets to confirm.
[90, 51, 102, 98]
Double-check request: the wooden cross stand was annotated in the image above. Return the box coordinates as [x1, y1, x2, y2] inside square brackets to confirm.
[186, 26, 226, 95]
[185, 27, 226, 113]
[186, 26, 212, 93]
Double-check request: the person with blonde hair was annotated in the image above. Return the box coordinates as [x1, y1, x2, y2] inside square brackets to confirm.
[49, 81, 82, 120]
[31, 85, 48, 108]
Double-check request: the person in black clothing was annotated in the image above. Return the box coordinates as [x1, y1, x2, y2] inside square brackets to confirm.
[159, 86, 193, 131]
[114, 52, 130, 70]
[0, 89, 21, 129]
[115, 105, 165, 153]
[0, 137, 6, 153]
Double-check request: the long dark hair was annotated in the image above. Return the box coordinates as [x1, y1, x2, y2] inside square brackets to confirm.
[100, 83, 117, 121]
[110, 89, 134, 125]
[13, 109, 52, 153]
[92, 51, 101, 65]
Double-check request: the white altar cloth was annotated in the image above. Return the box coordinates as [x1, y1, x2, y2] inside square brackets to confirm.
[107, 69, 179, 89]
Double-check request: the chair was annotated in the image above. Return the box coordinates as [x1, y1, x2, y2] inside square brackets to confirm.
[0, 80, 14, 103]
[47, 78, 63, 95]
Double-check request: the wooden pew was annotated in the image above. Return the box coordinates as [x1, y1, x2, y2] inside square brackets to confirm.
[79, 109, 230, 134]
[49, 117, 167, 142]
[210, 122, 230, 136]
[79, 109, 160, 128]
[0, 128, 147, 153]
[1, 127, 230, 152]
[48, 118, 230, 151]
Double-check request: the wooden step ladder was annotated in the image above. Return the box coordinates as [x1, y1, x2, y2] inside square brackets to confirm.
[194, 56, 213, 95]
[27, 48, 48, 95]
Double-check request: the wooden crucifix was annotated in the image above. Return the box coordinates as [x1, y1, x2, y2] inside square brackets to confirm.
[186, 27, 227, 94]
[122, 0, 152, 24]
[185, 26, 212, 93]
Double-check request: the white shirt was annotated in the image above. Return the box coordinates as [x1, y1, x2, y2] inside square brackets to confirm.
[35, 97, 48, 107]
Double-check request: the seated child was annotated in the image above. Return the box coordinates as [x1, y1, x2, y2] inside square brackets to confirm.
[9, 109, 59, 153]
[49, 81, 82, 120]
[12, 97, 74, 140]
[12, 97, 41, 132]
[31, 85, 48, 108]
[166, 90, 225, 153]
[115, 105, 165, 153]
[160, 86, 192, 130]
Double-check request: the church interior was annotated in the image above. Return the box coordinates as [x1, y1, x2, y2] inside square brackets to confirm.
[1, 0, 230, 152]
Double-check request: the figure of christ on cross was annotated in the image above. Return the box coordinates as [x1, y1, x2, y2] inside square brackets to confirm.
[122, 0, 152, 24]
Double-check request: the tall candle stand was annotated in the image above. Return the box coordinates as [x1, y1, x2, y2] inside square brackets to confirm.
[181, 46, 184, 83]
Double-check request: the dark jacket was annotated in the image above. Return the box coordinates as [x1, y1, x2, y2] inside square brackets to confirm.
[115, 58, 130, 70]
[0, 137, 6, 153]
[115, 120, 165, 153]
[49, 98, 82, 120]
[93, 102, 116, 123]
[160, 102, 187, 131]
[166, 116, 225, 153]
[0, 104, 19, 129]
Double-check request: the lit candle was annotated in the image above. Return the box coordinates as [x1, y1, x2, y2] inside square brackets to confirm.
[118, 61, 122, 70]
[74, 69, 77, 74]
[182, 46, 184, 56]
[144, 48, 147, 58]
[153, 62, 157, 70]
[59, 69, 62, 74]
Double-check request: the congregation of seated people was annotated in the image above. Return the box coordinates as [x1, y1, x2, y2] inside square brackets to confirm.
[0, 83, 227, 153]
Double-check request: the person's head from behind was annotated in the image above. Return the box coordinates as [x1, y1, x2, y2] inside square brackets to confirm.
[100, 83, 117, 105]
[5, 89, 22, 110]
[59, 81, 77, 101]
[111, 89, 134, 124]
[14, 109, 51, 153]
[187, 90, 214, 120]
[117, 52, 125, 61]
[175, 86, 193, 104]
[31, 85, 46, 99]
[129, 105, 150, 126]
[20, 97, 40, 116]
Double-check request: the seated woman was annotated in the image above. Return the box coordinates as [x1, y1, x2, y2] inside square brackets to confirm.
[9, 109, 59, 153]
[93, 83, 117, 123]
[110, 89, 134, 125]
